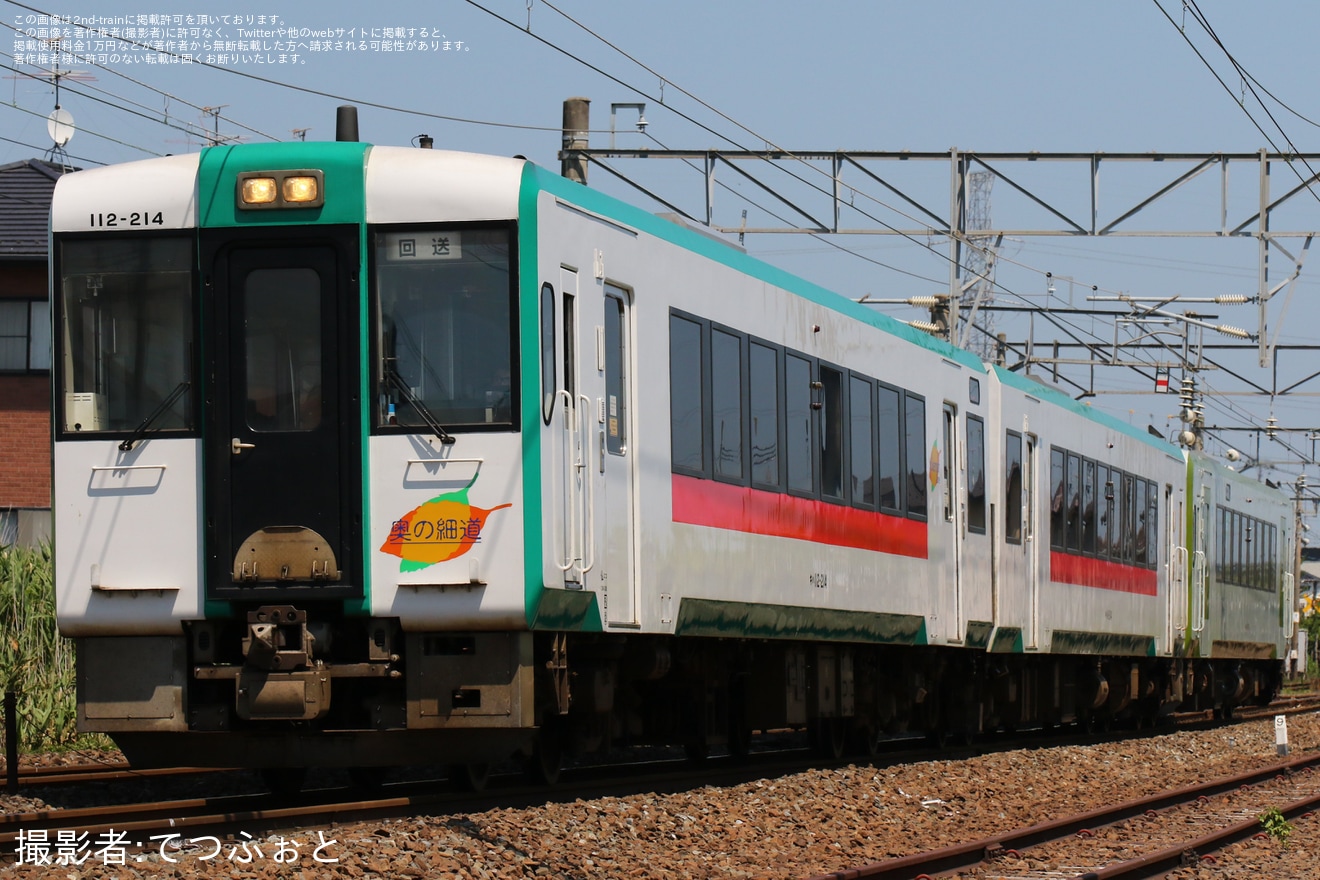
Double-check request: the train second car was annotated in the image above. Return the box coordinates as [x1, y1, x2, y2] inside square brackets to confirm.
[49, 127, 1296, 780]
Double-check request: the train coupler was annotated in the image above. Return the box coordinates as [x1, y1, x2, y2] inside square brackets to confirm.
[243, 605, 314, 671]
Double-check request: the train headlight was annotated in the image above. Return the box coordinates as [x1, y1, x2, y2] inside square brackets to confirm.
[237, 170, 324, 209]
[283, 175, 319, 203]
[240, 176, 278, 205]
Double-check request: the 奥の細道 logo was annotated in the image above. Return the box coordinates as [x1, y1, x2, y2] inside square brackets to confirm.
[380, 473, 512, 572]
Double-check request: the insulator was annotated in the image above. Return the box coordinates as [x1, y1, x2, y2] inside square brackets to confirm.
[1215, 324, 1250, 339]
[1214, 294, 1250, 304]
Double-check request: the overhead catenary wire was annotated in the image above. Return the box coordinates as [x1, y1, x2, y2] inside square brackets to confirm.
[1152, 0, 1320, 206]
[525, 1, 1314, 478]
[473, 0, 1206, 388]
[1, 0, 1302, 468]
[2, 0, 565, 135]
[1, 56, 240, 149]
[0, 22, 284, 144]
[0, 83, 161, 156]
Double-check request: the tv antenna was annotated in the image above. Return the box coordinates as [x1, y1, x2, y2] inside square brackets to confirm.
[44, 64, 94, 169]
[6, 45, 95, 169]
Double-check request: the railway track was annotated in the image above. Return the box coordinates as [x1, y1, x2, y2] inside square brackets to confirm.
[0, 748, 828, 861]
[5, 697, 1319, 870]
[8, 762, 223, 788]
[805, 753, 1320, 879]
[12, 692, 1318, 791]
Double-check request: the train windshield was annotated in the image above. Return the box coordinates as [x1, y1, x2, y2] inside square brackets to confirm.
[55, 237, 195, 436]
[372, 225, 516, 431]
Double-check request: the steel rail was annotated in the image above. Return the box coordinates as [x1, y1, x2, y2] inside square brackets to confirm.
[805, 753, 1320, 880]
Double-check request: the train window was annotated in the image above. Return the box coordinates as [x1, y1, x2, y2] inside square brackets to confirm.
[1216, 507, 1228, 583]
[749, 341, 780, 490]
[785, 353, 814, 495]
[604, 292, 627, 456]
[244, 269, 322, 432]
[1081, 460, 1096, 555]
[1268, 523, 1278, 588]
[669, 314, 705, 475]
[941, 406, 954, 523]
[849, 375, 875, 509]
[711, 328, 744, 481]
[1247, 517, 1258, 588]
[1146, 481, 1159, 568]
[373, 226, 515, 429]
[1134, 479, 1149, 566]
[540, 283, 555, 424]
[1049, 448, 1065, 550]
[1065, 453, 1082, 552]
[1122, 474, 1137, 564]
[966, 415, 986, 534]
[57, 236, 195, 435]
[562, 291, 576, 401]
[1004, 431, 1022, 544]
[877, 385, 903, 513]
[820, 365, 845, 502]
[904, 394, 927, 519]
[1096, 466, 1113, 559]
[1237, 512, 1248, 587]
[968, 376, 980, 405]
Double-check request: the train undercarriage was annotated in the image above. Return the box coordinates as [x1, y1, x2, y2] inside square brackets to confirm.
[81, 604, 1282, 786]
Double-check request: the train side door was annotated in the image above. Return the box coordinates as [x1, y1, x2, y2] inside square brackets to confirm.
[204, 232, 362, 600]
[1025, 432, 1040, 650]
[597, 286, 637, 625]
[556, 268, 586, 588]
[962, 412, 990, 640]
[1166, 484, 1186, 652]
[941, 403, 963, 641]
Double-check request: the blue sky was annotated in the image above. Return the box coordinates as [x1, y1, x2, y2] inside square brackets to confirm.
[5, 0, 1319, 490]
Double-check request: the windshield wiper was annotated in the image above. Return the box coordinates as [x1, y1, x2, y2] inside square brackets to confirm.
[384, 368, 455, 445]
[119, 379, 191, 452]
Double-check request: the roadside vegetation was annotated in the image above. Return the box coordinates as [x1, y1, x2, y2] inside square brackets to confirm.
[0, 543, 107, 753]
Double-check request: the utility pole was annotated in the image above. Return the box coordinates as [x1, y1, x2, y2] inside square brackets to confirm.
[561, 97, 590, 184]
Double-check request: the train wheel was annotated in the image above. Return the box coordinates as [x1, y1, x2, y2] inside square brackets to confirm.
[1080, 713, 1110, 736]
[811, 718, 846, 760]
[450, 762, 492, 793]
[525, 719, 565, 786]
[261, 767, 307, 798]
[727, 678, 752, 760]
[850, 723, 883, 758]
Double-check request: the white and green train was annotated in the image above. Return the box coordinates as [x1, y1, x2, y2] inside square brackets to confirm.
[50, 112, 1297, 785]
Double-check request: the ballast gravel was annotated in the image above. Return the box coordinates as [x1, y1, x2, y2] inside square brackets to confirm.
[5, 711, 1320, 879]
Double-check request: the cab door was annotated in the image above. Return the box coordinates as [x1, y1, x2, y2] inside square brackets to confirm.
[204, 229, 362, 600]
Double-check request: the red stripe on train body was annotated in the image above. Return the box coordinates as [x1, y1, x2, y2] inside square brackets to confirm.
[672, 473, 928, 558]
[1049, 551, 1158, 596]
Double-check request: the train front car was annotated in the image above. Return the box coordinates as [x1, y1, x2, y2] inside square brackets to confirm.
[51, 143, 537, 774]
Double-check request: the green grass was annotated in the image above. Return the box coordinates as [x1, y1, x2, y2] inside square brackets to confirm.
[0, 543, 110, 753]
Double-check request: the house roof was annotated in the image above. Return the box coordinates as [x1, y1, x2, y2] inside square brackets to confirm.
[0, 158, 73, 260]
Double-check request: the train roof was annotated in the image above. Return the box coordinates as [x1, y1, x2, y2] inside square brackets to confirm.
[520, 162, 988, 374]
[991, 364, 1184, 456]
